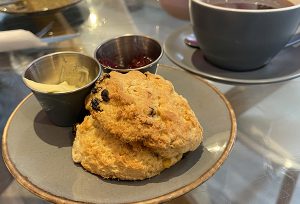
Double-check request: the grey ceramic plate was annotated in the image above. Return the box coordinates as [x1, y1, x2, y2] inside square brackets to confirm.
[0, 0, 81, 15]
[2, 65, 236, 204]
[164, 25, 300, 84]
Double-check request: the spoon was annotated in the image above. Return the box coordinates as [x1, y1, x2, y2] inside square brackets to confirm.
[35, 21, 54, 38]
[184, 33, 300, 49]
[184, 33, 200, 48]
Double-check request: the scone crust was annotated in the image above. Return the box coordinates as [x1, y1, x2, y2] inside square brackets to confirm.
[85, 71, 203, 158]
[72, 116, 182, 180]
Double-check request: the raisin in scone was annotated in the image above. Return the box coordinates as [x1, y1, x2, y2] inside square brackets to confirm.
[85, 71, 203, 158]
[72, 115, 182, 180]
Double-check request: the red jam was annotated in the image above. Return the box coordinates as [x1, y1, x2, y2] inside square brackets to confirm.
[99, 58, 119, 69]
[100, 55, 153, 69]
[128, 55, 153, 69]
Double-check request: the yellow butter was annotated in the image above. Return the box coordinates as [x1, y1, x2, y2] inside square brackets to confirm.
[24, 78, 78, 93]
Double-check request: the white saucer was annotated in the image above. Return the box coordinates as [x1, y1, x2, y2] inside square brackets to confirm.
[164, 25, 300, 84]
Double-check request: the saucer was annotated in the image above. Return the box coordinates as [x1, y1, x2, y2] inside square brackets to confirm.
[164, 25, 300, 84]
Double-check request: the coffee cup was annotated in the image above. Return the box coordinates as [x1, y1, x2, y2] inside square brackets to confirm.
[190, 0, 300, 71]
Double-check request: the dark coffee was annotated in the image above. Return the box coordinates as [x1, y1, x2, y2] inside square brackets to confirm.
[212, 0, 294, 9]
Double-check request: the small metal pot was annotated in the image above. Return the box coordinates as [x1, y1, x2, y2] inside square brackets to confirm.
[23, 51, 102, 127]
[94, 35, 163, 74]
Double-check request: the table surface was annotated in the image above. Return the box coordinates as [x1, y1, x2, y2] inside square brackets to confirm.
[1, 1, 300, 204]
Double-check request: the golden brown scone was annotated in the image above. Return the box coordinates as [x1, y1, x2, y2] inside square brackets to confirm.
[72, 116, 182, 180]
[85, 71, 203, 158]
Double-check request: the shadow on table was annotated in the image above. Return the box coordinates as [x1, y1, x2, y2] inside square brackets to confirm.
[0, 196, 49, 204]
[0, 53, 30, 195]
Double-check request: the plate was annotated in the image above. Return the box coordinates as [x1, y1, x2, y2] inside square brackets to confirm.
[2, 65, 236, 204]
[0, 0, 81, 15]
[164, 25, 300, 84]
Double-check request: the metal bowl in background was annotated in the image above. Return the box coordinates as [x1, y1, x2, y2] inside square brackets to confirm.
[94, 35, 163, 74]
[23, 51, 102, 127]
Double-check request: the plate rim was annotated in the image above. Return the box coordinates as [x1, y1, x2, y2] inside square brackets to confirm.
[2, 65, 237, 204]
[164, 24, 300, 85]
[0, 0, 82, 15]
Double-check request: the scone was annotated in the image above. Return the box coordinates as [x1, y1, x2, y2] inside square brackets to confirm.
[85, 71, 203, 158]
[72, 115, 182, 180]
